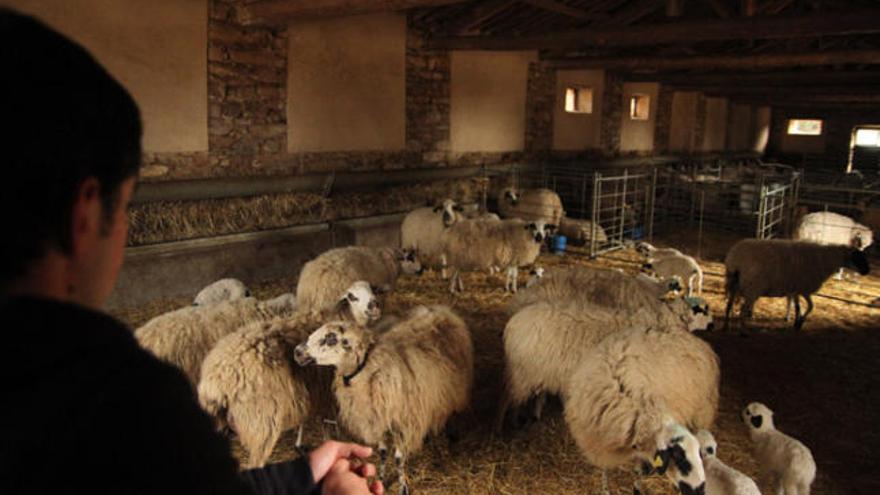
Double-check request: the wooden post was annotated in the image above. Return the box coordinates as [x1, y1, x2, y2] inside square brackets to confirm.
[666, 0, 684, 17]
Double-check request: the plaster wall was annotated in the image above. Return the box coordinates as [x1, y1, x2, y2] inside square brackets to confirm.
[620, 82, 659, 152]
[6, 0, 210, 152]
[287, 13, 406, 152]
[450, 51, 535, 152]
[552, 69, 605, 150]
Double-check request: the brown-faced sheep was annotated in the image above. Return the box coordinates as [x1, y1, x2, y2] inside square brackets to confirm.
[197, 281, 381, 469]
[135, 292, 297, 384]
[724, 239, 870, 330]
[564, 326, 719, 495]
[293, 305, 473, 494]
[497, 187, 564, 225]
[295, 246, 422, 313]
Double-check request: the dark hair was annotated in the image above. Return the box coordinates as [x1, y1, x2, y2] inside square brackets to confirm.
[0, 9, 142, 283]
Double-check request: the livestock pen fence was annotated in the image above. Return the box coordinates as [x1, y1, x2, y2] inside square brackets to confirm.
[503, 158, 800, 258]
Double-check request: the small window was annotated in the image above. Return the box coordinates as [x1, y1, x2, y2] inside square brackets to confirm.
[565, 86, 593, 114]
[629, 94, 650, 120]
[855, 128, 880, 147]
[787, 119, 823, 136]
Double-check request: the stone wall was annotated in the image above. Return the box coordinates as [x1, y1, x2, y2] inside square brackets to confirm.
[693, 93, 708, 152]
[653, 85, 673, 153]
[525, 62, 555, 153]
[405, 23, 451, 163]
[599, 72, 623, 156]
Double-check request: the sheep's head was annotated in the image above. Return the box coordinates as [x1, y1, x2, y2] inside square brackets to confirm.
[695, 430, 717, 459]
[334, 281, 381, 326]
[847, 248, 871, 275]
[742, 402, 775, 432]
[683, 296, 713, 332]
[396, 248, 424, 276]
[524, 220, 553, 243]
[635, 241, 655, 258]
[433, 198, 464, 228]
[293, 320, 369, 370]
[526, 266, 545, 288]
[652, 422, 706, 495]
[502, 188, 519, 206]
[852, 225, 874, 251]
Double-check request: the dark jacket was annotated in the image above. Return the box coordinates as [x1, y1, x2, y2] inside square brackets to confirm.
[0, 296, 316, 495]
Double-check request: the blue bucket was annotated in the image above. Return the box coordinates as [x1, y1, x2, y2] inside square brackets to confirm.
[553, 235, 567, 255]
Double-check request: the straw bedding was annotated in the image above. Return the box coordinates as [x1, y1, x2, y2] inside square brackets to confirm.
[113, 232, 880, 494]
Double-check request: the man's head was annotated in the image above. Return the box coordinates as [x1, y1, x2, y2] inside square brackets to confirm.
[1, 9, 142, 307]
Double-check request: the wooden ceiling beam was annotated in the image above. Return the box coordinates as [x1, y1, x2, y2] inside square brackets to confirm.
[607, 0, 665, 26]
[760, 0, 796, 15]
[521, 0, 597, 21]
[625, 70, 880, 86]
[430, 9, 880, 50]
[670, 85, 880, 96]
[443, 0, 515, 34]
[702, 0, 733, 18]
[547, 49, 880, 71]
[239, 0, 468, 26]
[741, 0, 757, 17]
[666, 0, 684, 17]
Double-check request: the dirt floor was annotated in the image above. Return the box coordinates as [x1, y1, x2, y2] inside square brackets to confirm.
[113, 231, 880, 495]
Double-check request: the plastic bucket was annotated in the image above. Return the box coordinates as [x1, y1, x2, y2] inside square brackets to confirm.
[553, 235, 567, 254]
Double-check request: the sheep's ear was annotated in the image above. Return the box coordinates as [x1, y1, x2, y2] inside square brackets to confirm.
[750, 415, 763, 429]
[334, 297, 351, 314]
[244, 290, 251, 297]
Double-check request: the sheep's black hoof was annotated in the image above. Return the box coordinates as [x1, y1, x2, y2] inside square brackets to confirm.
[399, 484, 410, 495]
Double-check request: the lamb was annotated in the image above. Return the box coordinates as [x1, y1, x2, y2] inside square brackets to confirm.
[696, 430, 761, 495]
[742, 402, 815, 495]
[135, 292, 298, 384]
[442, 218, 551, 293]
[193, 278, 250, 306]
[197, 281, 381, 468]
[724, 239, 870, 330]
[557, 216, 608, 246]
[564, 325, 719, 495]
[525, 266, 544, 287]
[499, 267, 713, 428]
[635, 241, 683, 261]
[400, 199, 464, 269]
[296, 246, 422, 313]
[293, 305, 474, 494]
[497, 187, 564, 225]
[643, 252, 704, 296]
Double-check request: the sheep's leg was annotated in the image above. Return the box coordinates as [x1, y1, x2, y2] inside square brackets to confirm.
[784, 296, 793, 322]
[739, 297, 755, 329]
[440, 254, 448, 280]
[724, 294, 736, 331]
[395, 448, 409, 495]
[457, 271, 464, 292]
[532, 392, 546, 421]
[796, 295, 814, 332]
[448, 269, 460, 293]
[293, 425, 305, 456]
[697, 271, 703, 296]
[378, 441, 389, 483]
[687, 273, 696, 297]
[792, 296, 803, 331]
[510, 266, 519, 293]
[833, 267, 844, 280]
[599, 469, 610, 495]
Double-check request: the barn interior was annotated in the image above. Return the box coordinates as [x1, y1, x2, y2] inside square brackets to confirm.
[9, 0, 880, 493]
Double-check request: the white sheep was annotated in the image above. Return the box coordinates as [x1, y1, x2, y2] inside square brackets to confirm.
[525, 266, 544, 287]
[497, 187, 564, 225]
[557, 216, 608, 246]
[642, 252, 704, 296]
[295, 246, 421, 313]
[442, 218, 551, 293]
[197, 281, 381, 468]
[724, 239, 870, 330]
[193, 278, 250, 306]
[135, 292, 298, 384]
[499, 267, 713, 428]
[293, 305, 474, 494]
[400, 199, 464, 270]
[696, 430, 761, 495]
[564, 326, 718, 495]
[635, 241, 683, 261]
[796, 211, 873, 251]
[742, 402, 815, 495]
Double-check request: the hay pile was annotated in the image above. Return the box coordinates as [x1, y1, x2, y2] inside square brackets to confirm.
[128, 178, 481, 246]
[112, 233, 880, 494]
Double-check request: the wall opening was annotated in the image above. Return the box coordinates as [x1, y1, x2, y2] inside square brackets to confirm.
[786, 119, 823, 136]
[848, 125, 880, 172]
[629, 94, 650, 120]
[565, 86, 593, 114]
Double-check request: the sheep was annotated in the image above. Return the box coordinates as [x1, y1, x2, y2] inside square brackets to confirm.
[794, 211, 873, 287]
[557, 216, 608, 246]
[400, 199, 464, 270]
[197, 281, 381, 469]
[293, 305, 474, 494]
[742, 402, 815, 495]
[563, 325, 719, 495]
[635, 241, 683, 261]
[499, 267, 713, 428]
[497, 187, 564, 225]
[193, 278, 250, 306]
[442, 218, 552, 293]
[296, 246, 422, 313]
[525, 266, 544, 287]
[724, 239, 870, 330]
[135, 292, 298, 384]
[696, 430, 761, 495]
[642, 252, 704, 296]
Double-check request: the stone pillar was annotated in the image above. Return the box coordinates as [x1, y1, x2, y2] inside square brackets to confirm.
[600, 71, 623, 156]
[653, 85, 673, 154]
[405, 17, 451, 165]
[694, 93, 708, 152]
[525, 62, 555, 153]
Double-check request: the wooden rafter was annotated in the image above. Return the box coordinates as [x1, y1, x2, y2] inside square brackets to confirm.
[430, 9, 880, 50]
[444, 0, 514, 34]
[546, 49, 880, 71]
[666, 0, 684, 17]
[670, 85, 880, 96]
[760, 0, 797, 15]
[239, 0, 468, 26]
[702, 0, 732, 18]
[521, 0, 596, 21]
[626, 70, 880, 86]
[607, 0, 665, 25]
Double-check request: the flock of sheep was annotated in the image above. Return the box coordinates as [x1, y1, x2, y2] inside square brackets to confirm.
[130, 185, 874, 495]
